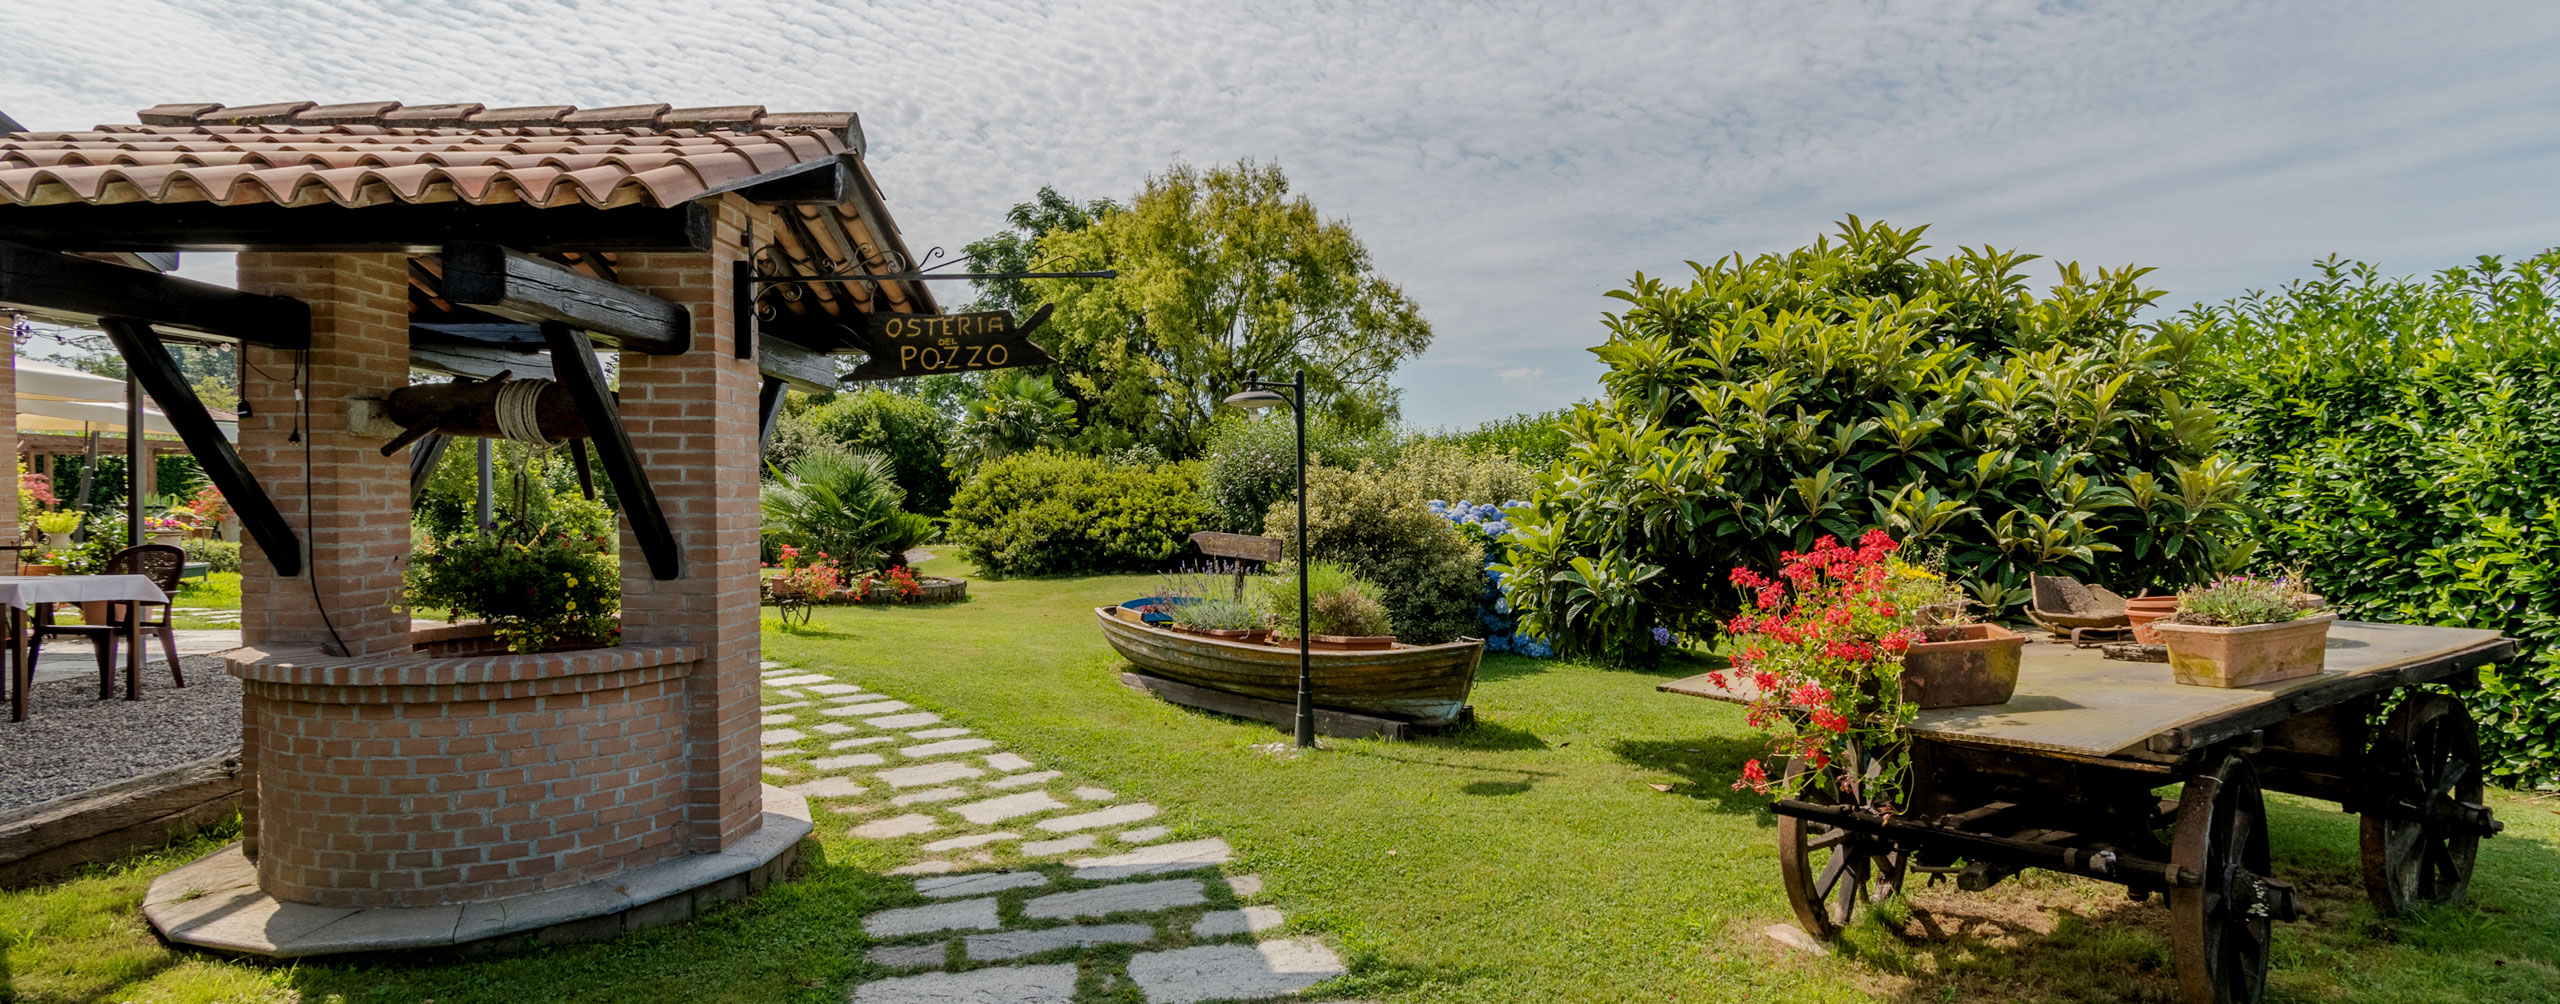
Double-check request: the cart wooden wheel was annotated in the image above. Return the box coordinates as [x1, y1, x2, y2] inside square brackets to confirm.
[1776, 739, 1907, 940]
[2360, 694, 2485, 914]
[2172, 753, 2287, 1004]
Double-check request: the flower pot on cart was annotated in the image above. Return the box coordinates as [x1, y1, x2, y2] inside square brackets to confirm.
[1898, 623, 2025, 708]
[2125, 594, 2182, 644]
[2155, 611, 2336, 689]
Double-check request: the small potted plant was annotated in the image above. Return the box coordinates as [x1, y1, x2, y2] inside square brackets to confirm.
[1258, 561, 1395, 650]
[2151, 573, 2333, 688]
[1719, 530, 1922, 804]
[1157, 564, 1271, 641]
[30, 510, 81, 552]
[765, 544, 843, 627]
[1882, 556, 2024, 708]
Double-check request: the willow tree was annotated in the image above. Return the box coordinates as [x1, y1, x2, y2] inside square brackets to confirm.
[1022, 160, 1431, 458]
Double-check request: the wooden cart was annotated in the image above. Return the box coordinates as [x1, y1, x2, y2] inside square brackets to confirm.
[1660, 621, 2515, 1004]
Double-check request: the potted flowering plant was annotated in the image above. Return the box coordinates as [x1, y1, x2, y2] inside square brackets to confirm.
[1883, 557, 2025, 709]
[765, 544, 843, 626]
[2153, 573, 2333, 688]
[403, 518, 620, 653]
[30, 510, 81, 552]
[1718, 530, 1921, 805]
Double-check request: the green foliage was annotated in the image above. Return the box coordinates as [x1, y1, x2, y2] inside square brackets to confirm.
[2174, 572, 2317, 626]
[958, 370, 1077, 465]
[184, 538, 241, 574]
[404, 524, 619, 653]
[56, 514, 125, 574]
[1023, 160, 1433, 459]
[1198, 412, 1399, 533]
[1266, 465, 1484, 644]
[760, 451, 932, 574]
[962, 185, 1119, 316]
[1427, 407, 1579, 468]
[781, 390, 962, 516]
[945, 450, 1209, 576]
[1257, 560, 1395, 638]
[413, 441, 602, 540]
[1383, 440, 1537, 510]
[2185, 251, 2560, 786]
[1505, 217, 2255, 663]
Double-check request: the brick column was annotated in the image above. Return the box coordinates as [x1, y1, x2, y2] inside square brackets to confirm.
[612, 196, 765, 852]
[231, 253, 413, 656]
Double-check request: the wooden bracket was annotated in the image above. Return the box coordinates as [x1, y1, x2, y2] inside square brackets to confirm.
[542, 322, 683, 580]
[99, 319, 303, 576]
[408, 432, 451, 506]
[757, 376, 787, 452]
[444, 242, 692, 354]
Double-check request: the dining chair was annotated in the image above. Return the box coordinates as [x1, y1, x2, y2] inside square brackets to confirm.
[29, 544, 189, 689]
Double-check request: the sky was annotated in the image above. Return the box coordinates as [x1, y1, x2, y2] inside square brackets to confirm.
[4, 0, 2557, 429]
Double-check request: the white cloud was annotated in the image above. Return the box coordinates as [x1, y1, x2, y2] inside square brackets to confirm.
[5, 1, 2557, 428]
[1495, 367, 1545, 385]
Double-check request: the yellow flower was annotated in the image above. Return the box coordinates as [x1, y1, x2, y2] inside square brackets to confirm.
[566, 600, 577, 610]
[564, 574, 578, 586]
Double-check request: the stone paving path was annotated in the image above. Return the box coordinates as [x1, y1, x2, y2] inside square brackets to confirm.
[758, 660, 1369, 1004]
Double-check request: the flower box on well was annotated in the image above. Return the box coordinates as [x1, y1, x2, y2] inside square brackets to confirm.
[2154, 611, 2335, 689]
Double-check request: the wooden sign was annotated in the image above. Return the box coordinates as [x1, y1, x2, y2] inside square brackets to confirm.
[842, 304, 1056, 382]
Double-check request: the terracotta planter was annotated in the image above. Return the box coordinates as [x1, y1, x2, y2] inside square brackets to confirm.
[2154, 611, 2336, 689]
[2125, 595, 2182, 644]
[148, 530, 186, 546]
[1899, 623, 2025, 708]
[17, 564, 59, 576]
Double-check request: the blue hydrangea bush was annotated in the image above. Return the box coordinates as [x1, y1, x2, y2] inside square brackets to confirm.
[1429, 497, 1555, 658]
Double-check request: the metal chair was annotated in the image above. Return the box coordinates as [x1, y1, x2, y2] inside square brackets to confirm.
[30, 544, 188, 689]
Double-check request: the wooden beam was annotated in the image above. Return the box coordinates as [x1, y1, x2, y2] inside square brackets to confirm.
[382, 380, 588, 444]
[758, 376, 787, 452]
[0, 239, 311, 347]
[758, 335, 834, 392]
[0, 201, 712, 253]
[543, 322, 683, 580]
[98, 319, 302, 576]
[443, 241, 691, 354]
[705, 156, 851, 205]
[409, 337, 545, 381]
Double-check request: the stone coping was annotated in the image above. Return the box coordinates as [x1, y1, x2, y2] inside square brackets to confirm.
[225, 641, 704, 689]
[142, 785, 809, 958]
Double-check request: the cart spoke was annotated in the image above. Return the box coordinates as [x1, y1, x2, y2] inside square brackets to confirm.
[1806, 827, 1851, 851]
[1814, 847, 1850, 899]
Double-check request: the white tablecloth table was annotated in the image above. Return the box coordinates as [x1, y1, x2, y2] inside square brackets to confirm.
[0, 574, 169, 721]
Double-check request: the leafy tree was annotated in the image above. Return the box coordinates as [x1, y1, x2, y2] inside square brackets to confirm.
[964, 185, 1118, 315]
[1020, 160, 1432, 459]
[1503, 217, 2255, 664]
[958, 370, 1076, 465]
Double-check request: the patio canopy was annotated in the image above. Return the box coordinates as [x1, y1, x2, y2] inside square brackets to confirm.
[13, 356, 235, 438]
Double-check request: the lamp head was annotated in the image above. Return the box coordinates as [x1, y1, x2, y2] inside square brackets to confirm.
[1223, 389, 1288, 412]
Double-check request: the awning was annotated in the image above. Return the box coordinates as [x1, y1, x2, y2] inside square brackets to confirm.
[13, 357, 236, 440]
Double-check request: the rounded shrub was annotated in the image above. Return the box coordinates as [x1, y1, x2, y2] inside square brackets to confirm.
[1265, 465, 1484, 644]
[1200, 413, 1399, 534]
[947, 450, 1210, 577]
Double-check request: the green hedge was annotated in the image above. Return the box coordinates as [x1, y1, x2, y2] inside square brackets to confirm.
[2186, 251, 2560, 787]
[946, 450, 1209, 577]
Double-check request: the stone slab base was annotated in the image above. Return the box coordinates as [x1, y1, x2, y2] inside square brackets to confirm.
[141, 785, 811, 958]
[1, 752, 244, 889]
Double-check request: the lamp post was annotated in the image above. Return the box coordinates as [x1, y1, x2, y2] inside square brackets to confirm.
[1223, 369, 1313, 749]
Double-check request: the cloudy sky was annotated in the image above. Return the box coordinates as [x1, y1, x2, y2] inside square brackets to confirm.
[6, 1, 2557, 428]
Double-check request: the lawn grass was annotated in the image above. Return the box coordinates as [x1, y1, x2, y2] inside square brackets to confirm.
[1, 555, 2554, 1003]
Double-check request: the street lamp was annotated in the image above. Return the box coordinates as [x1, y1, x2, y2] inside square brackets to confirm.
[1223, 369, 1313, 749]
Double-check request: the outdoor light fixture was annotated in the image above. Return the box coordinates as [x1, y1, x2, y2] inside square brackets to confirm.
[1227, 370, 1315, 748]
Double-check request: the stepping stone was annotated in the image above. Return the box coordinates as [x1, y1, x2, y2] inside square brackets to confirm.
[861, 896, 1001, 937]
[952, 791, 1067, 825]
[1191, 905, 1284, 937]
[1067, 838, 1232, 881]
[765, 700, 811, 710]
[1225, 874, 1264, 897]
[891, 786, 972, 806]
[784, 777, 865, 798]
[915, 870, 1048, 899]
[902, 738, 997, 758]
[907, 728, 972, 740]
[762, 746, 806, 759]
[828, 694, 888, 704]
[875, 762, 985, 788]
[965, 922, 1152, 960]
[760, 713, 797, 726]
[850, 813, 940, 839]
[986, 770, 1062, 790]
[815, 723, 861, 736]
[867, 712, 942, 729]
[808, 683, 864, 695]
[1022, 878, 1205, 920]
[763, 673, 832, 687]
[812, 753, 886, 770]
[761, 765, 793, 777]
[864, 941, 949, 970]
[825, 700, 911, 716]
[1019, 833, 1095, 856]
[760, 660, 785, 669]
[888, 860, 956, 875]
[1126, 939, 1344, 1004]
[759, 728, 807, 745]
[1035, 803, 1157, 833]
[831, 735, 893, 748]
[1119, 826, 1170, 844]
[922, 831, 1019, 852]
[849, 963, 1076, 1004]
[1072, 787, 1114, 801]
[985, 752, 1034, 772]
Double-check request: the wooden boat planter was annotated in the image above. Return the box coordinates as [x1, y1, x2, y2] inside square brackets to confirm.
[1096, 605, 1484, 737]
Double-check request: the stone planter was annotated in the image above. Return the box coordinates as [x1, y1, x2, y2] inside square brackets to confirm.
[2125, 595, 2181, 644]
[410, 620, 621, 657]
[148, 530, 187, 547]
[2154, 611, 2336, 689]
[1899, 623, 2025, 708]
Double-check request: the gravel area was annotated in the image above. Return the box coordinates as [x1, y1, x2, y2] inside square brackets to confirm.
[0, 654, 240, 815]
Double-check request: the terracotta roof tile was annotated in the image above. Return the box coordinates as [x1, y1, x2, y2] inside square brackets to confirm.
[561, 104, 671, 128]
[295, 101, 403, 124]
[468, 105, 573, 127]
[380, 103, 485, 127]
[202, 101, 317, 125]
[137, 103, 224, 125]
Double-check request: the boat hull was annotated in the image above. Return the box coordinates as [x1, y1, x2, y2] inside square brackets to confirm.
[1096, 607, 1483, 725]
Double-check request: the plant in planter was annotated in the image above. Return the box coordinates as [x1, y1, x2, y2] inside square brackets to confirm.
[1256, 561, 1396, 647]
[766, 544, 844, 626]
[30, 510, 81, 551]
[403, 519, 620, 653]
[1154, 564, 1268, 639]
[2154, 573, 2334, 688]
[1718, 530, 1921, 804]
[1874, 554, 2027, 708]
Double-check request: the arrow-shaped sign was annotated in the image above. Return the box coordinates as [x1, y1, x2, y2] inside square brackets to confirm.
[841, 304, 1057, 382]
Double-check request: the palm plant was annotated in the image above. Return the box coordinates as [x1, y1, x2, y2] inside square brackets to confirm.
[961, 371, 1077, 464]
[760, 449, 932, 573]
